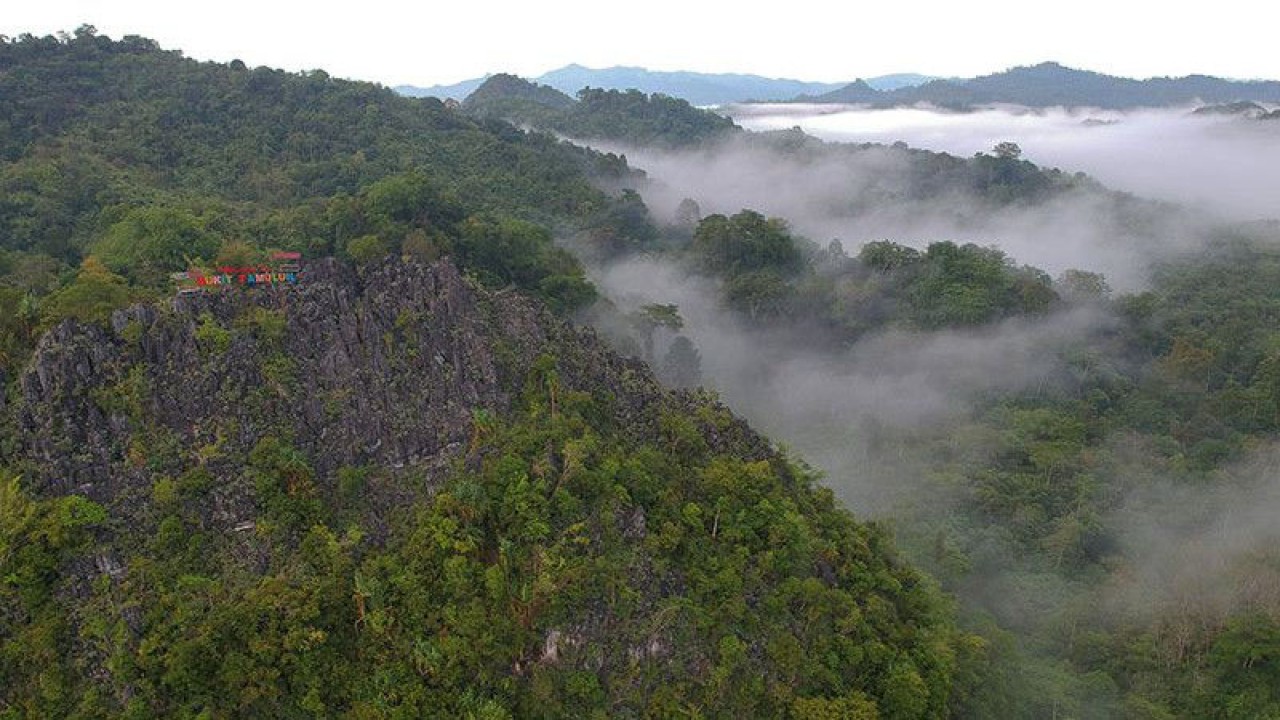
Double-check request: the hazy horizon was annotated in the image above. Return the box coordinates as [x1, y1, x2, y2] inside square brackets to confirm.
[7, 2, 1280, 88]
[730, 104, 1280, 222]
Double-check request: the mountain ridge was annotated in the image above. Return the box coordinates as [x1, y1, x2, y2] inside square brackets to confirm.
[398, 61, 1280, 109]
[398, 64, 938, 104]
[805, 61, 1280, 108]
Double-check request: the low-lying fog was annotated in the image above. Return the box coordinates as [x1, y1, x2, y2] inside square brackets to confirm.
[575, 102, 1280, 643]
[728, 104, 1280, 221]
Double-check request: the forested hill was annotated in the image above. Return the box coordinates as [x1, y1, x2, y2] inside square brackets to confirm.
[0, 27, 662, 378]
[462, 74, 741, 147]
[0, 29, 969, 718]
[3, 254, 963, 717]
[0, 27, 640, 260]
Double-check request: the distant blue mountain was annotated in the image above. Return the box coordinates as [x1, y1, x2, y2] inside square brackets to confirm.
[396, 76, 488, 100]
[808, 62, 1280, 109]
[532, 64, 846, 104]
[396, 65, 938, 105]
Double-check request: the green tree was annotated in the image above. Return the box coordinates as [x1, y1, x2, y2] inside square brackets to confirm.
[629, 303, 684, 362]
[690, 210, 805, 278]
[39, 256, 134, 328]
[92, 206, 217, 282]
[992, 141, 1023, 160]
[346, 234, 388, 267]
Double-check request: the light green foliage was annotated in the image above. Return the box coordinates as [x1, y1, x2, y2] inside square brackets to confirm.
[248, 436, 322, 534]
[860, 240, 921, 272]
[92, 205, 217, 283]
[792, 692, 880, 719]
[1, 473, 108, 717]
[628, 303, 683, 362]
[1057, 268, 1111, 301]
[193, 312, 232, 356]
[691, 210, 805, 278]
[905, 241, 1053, 328]
[39, 256, 135, 329]
[346, 234, 388, 267]
[10, 28, 1280, 720]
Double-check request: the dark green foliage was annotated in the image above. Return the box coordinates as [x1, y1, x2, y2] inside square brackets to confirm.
[0, 29, 622, 382]
[905, 242, 1055, 328]
[456, 216, 598, 313]
[581, 188, 659, 256]
[462, 73, 576, 127]
[691, 210, 805, 278]
[682, 215, 1058, 339]
[462, 75, 739, 148]
[871, 235, 1280, 716]
[1197, 614, 1280, 718]
[810, 61, 1280, 110]
[566, 87, 739, 147]
[660, 335, 702, 388]
[249, 436, 323, 535]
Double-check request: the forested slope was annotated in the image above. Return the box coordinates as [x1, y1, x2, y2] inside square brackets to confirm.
[0, 29, 969, 719]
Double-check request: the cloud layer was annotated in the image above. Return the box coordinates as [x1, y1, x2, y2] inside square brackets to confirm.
[731, 104, 1280, 221]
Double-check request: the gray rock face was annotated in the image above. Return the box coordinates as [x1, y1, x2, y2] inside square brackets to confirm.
[14, 256, 765, 525]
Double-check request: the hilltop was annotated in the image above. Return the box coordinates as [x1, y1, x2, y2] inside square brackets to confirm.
[462, 74, 740, 148]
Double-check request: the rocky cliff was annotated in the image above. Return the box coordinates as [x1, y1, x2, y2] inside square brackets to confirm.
[15, 257, 763, 519]
[2, 257, 957, 718]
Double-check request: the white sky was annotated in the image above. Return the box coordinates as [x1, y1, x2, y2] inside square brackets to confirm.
[4, 1, 1278, 87]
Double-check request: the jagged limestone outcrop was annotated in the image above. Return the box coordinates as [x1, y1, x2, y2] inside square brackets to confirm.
[3, 257, 959, 718]
[18, 257, 762, 508]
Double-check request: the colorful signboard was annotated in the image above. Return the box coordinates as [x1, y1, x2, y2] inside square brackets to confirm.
[174, 252, 302, 293]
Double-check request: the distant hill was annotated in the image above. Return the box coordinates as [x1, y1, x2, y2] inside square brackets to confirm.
[805, 62, 1280, 109]
[395, 75, 487, 100]
[795, 79, 882, 104]
[461, 74, 738, 147]
[460, 73, 576, 125]
[1191, 101, 1270, 118]
[398, 65, 937, 105]
[399, 64, 1280, 110]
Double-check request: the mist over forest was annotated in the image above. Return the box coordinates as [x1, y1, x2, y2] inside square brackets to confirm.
[4, 29, 1280, 719]
[731, 104, 1280, 220]
[562, 97, 1280, 716]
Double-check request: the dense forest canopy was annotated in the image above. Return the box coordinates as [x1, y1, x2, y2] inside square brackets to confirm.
[462, 75, 741, 148]
[0, 27, 672, 380]
[0, 28, 972, 719]
[457, 40, 1280, 719]
[4, 26, 1280, 720]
